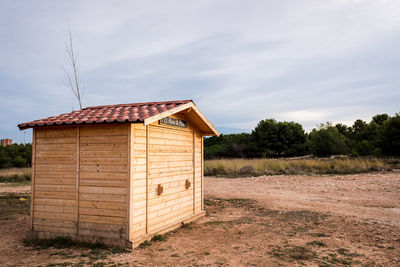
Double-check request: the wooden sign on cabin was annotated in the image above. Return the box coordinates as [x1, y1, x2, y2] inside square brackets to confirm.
[159, 117, 187, 128]
[18, 100, 219, 248]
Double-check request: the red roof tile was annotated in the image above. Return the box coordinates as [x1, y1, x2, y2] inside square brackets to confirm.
[18, 100, 192, 130]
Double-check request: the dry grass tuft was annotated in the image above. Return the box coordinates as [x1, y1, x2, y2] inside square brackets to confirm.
[0, 168, 31, 185]
[0, 167, 31, 177]
[204, 158, 389, 177]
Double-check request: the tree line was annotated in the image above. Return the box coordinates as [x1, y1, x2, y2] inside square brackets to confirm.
[0, 113, 398, 168]
[0, 143, 32, 168]
[205, 113, 400, 159]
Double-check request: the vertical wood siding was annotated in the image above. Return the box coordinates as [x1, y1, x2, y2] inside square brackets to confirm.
[129, 124, 147, 240]
[34, 127, 78, 236]
[33, 125, 129, 244]
[147, 124, 194, 231]
[128, 113, 205, 243]
[194, 131, 203, 213]
[78, 124, 129, 242]
[147, 112, 202, 232]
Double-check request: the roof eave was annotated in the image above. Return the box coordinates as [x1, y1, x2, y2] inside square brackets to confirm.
[143, 102, 220, 136]
[18, 125, 28, 131]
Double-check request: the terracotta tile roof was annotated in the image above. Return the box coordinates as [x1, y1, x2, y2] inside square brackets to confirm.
[18, 100, 192, 130]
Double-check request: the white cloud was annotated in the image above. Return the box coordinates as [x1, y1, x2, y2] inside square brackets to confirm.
[279, 110, 328, 122]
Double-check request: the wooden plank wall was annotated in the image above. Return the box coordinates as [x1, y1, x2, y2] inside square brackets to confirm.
[194, 131, 203, 213]
[34, 127, 78, 237]
[129, 124, 147, 240]
[129, 113, 205, 243]
[33, 125, 129, 245]
[147, 115, 196, 233]
[78, 125, 128, 243]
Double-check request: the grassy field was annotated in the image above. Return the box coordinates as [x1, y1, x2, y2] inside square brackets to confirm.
[204, 157, 399, 177]
[1, 158, 398, 183]
[0, 167, 31, 185]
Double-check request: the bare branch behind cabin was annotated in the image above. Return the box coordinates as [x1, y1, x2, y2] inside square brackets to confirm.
[64, 23, 83, 110]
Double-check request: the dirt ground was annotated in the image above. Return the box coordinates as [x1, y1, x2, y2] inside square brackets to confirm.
[0, 171, 399, 266]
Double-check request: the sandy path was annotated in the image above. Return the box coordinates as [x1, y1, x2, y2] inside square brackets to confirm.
[205, 171, 400, 226]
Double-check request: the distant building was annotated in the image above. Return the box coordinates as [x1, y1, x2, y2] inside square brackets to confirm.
[0, 139, 12, 147]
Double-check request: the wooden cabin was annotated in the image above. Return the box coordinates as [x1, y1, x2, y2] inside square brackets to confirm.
[18, 100, 219, 248]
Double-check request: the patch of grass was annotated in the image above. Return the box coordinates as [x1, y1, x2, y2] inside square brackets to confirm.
[308, 232, 329, 237]
[231, 217, 255, 225]
[87, 248, 108, 261]
[0, 176, 31, 185]
[74, 260, 86, 267]
[24, 236, 128, 264]
[151, 234, 167, 242]
[204, 199, 213, 206]
[278, 210, 329, 224]
[0, 193, 30, 220]
[386, 157, 400, 169]
[110, 247, 128, 254]
[205, 220, 225, 226]
[0, 174, 31, 182]
[270, 245, 317, 262]
[180, 222, 193, 230]
[0, 167, 31, 177]
[209, 198, 254, 209]
[206, 198, 256, 225]
[256, 208, 329, 225]
[307, 240, 327, 247]
[23, 236, 109, 250]
[204, 157, 389, 177]
[48, 251, 77, 259]
[321, 249, 363, 265]
[0, 168, 31, 185]
[138, 240, 152, 248]
[336, 248, 364, 257]
[224, 198, 254, 206]
[326, 252, 352, 265]
[43, 262, 73, 267]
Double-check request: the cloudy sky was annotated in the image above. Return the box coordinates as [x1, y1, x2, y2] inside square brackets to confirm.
[1, 0, 400, 143]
